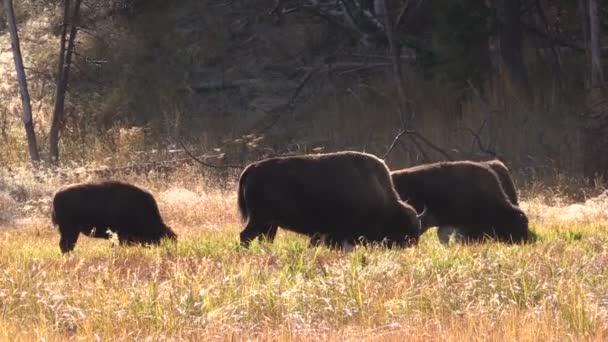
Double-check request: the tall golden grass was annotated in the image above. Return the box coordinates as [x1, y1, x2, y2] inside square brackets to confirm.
[0, 164, 606, 340]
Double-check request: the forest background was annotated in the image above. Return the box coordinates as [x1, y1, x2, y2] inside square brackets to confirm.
[1, 0, 608, 185]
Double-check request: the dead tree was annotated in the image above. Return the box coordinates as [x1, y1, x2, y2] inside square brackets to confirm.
[579, 0, 608, 182]
[4, 0, 40, 164]
[49, 0, 83, 163]
[497, 0, 528, 91]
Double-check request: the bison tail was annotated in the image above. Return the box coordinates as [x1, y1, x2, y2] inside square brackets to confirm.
[237, 166, 249, 222]
[51, 201, 59, 226]
[164, 225, 178, 241]
[51, 208, 57, 225]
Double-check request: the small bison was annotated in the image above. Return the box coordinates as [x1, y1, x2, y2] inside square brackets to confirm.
[51, 181, 177, 253]
[434, 159, 520, 244]
[237, 151, 424, 249]
[391, 160, 529, 245]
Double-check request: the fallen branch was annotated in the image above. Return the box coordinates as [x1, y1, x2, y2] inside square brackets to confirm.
[383, 129, 453, 161]
[408, 130, 453, 160]
[254, 66, 319, 132]
[466, 127, 497, 157]
[178, 140, 244, 169]
[191, 79, 260, 93]
[268, 62, 391, 74]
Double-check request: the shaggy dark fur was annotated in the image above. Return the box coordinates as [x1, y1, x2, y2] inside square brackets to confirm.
[51, 181, 177, 253]
[483, 159, 518, 205]
[237, 151, 423, 249]
[391, 160, 529, 245]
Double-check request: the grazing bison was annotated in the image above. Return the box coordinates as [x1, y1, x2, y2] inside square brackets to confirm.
[434, 159, 521, 245]
[237, 151, 424, 249]
[51, 181, 177, 253]
[391, 160, 529, 245]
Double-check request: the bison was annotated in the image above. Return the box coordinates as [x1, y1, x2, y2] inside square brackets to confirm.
[433, 159, 521, 245]
[391, 160, 529, 245]
[237, 151, 424, 249]
[51, 181, 177, 253]
[437, 159, 519, 245]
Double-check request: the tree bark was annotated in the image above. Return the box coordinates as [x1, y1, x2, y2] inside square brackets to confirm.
[586, 0, 603, 94]
[497, 0, 529, 93]
[49, 0, 82, 163]
[375, 0, 408, 123]
[579, 0, 608, 182]
[4, 0, 40, 164]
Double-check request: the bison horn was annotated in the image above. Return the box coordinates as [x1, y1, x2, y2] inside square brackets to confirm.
[416, 205, 427, 220]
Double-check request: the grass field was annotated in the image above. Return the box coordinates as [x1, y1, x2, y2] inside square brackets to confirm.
[0, 166, 607, 341]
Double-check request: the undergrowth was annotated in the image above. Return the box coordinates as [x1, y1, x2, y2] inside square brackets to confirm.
[0, 164, 606, 340]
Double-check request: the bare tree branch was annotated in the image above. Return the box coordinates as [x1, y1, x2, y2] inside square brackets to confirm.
[403, 136, 430, 163]
[523, 23, 585, 52]
[254, 66, 320, 132]
[382, 130, 407, 159]
[466, 127, 497, 157]
[408, 130, 453, 160]
[395, 0, 423, 29]
[383, 129, 453, 161]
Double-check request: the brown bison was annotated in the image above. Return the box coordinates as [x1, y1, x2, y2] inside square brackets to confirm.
[434, 159, 521, 245]
[391, 160, 529, 245]
[51, 181, 177, 253]
[237, 151, 424, 249]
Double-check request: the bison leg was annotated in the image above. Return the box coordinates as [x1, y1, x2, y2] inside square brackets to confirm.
[240, 220, 268, 248]
[437, 225, 457, 246]
[342, 240, 355, 253]
[308, 233, 345, 250]
[454, 226, 494, 245]
[420, 212, 440, 235]
[258, 224, 278, 243]
[118, 235, 138, 246]
[59, 226, 79, 254]
[308, 233, 323, 247]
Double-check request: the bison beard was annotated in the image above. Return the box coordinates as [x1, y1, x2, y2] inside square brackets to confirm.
[391, 160, 529, 245]
[51, 181, 177, 253]
[237, 151, 422, 249]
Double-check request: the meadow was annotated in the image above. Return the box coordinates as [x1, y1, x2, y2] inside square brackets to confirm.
[0, 165, 607, 341]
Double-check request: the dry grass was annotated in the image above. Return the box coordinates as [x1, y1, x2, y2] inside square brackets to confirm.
[0, 165, 607, 341]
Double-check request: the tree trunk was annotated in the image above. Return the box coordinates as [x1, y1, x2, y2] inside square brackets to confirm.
[533, 0, 563, 106]
[4, 0, 40, 164]
[579, 0, 608, 182]
[586, 0, 603, 93]
[497, 0, 529, 95]
[375, 0, 409, 124]
[49, 0, 82, 163]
